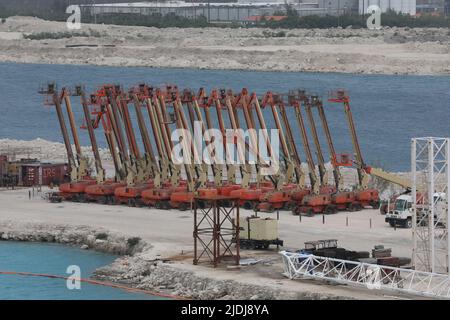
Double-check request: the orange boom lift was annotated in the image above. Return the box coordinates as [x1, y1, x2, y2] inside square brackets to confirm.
[258, 92, 300, 212]
[203, 89, 241, 199]
[83, 85, 127, 204]
[276, 94, 310, 207]
[141, 86, 186, 209]
[328, 90, 380, 209]
[169, 88, 218, 210]
[229, 89, 275, 210]
[304, 93, 336, 195]
[288, 94, 337, 216]
[310, 96, 360, 211]
[40, 84, 96, 201]
[217, 89, 253, 200]
[114, 86, 158, 206]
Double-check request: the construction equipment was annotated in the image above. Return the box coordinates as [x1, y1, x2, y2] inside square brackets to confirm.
[310, 96, 361, 211]
[61, 86, 90, 181]
[303, 93, 335, 194]
[169, 87, 218, 211]
[114, 86, 159, 206]
[328, 90, 414, 209]
[83, 85, 124, 204]
[275, 94, 311, 208]
[258, 92, 301, 212]
[141, 86, 186, 209]
[220, 89, 253, 197]
[288, 93, 337, 216]
[328, 90, 379, 209]
[39, 83, 95, 201]
[44, 191, 63, 203]
[205, 89, 242, 201]
[191, 89, 219, 186]
[229, 89, 275, 210]
[43, 82, 399, 217]
[313, 93, 411, 212]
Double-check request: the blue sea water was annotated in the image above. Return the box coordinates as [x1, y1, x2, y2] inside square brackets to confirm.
[1, 62, 450, 171]
[0, 241, 161, 300]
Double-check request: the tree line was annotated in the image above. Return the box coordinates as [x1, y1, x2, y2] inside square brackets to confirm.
[2, 1, 450, 29]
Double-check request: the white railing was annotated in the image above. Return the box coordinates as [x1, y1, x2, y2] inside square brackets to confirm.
[280, 251, 450, 299]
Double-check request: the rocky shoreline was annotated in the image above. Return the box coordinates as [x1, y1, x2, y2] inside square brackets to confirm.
[0, 221, 355, 300]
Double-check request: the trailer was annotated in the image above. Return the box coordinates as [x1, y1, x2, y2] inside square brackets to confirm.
[238, 216, 283, 250]
[239, 238, 284, 250]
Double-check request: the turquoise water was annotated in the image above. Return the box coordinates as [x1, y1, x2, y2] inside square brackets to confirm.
[0, 241, 161, 300]
[1, 62, 450, 171]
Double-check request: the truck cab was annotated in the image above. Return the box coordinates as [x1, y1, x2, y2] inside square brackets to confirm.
[385, 194, 413, 228]
[385, 193, 446, 228]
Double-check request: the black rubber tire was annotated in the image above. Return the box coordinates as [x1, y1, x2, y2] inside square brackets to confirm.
[243, 201, 253, 210]
[306, 208, 314, 217]
[404, 218, 412, 229]
[324, 205, 334, 215]
[78, 194, 87, 203]
[108, 196, 116, 205]
[347, 203, 356, 212]
[163, 201, 171, 210]
[127, 199, 136, 207]
[197, 201, 206, 209]
[135, 199, 144, 208]
[370, 200, 381, 209]
[155, 201, 163, 209]
[220, 200, 231, 207]
[178, 202, 188, 211]
[284, 201, 294, 211]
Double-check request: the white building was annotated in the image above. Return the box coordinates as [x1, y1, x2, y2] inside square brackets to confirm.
[358, 0, 416, 15]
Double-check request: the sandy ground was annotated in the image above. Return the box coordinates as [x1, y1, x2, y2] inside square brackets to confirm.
[0, 186, 414, 299]
[1, 16, 450, 75]
[0, 133, 413, 299]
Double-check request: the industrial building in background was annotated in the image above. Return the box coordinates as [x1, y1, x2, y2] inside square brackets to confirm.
[80, 0, 426, 23]
[359, 0, 416, 15]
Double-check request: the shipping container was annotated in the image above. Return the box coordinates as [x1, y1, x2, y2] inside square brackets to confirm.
[21, 163, 69, 187]
[0, 155, 7, 177]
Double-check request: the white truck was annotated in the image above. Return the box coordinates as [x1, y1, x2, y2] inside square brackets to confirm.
[385, 192, 446, 228]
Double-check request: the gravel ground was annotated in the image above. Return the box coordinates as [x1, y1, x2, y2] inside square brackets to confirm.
[0, 187, 414, 299]
[1, 16, 450, 75]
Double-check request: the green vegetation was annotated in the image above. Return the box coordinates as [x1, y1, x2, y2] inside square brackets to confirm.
[80, 10, 450, 29]
[262, 30, 286, 38]
[0, 5, 11, 19]
[24, 30, 103, 40]
[95, 232, 108, 240]
[2, 2, 450, 29]
[0, 0, 68, 21]
[262, 9, 450, 29]
[127, 237, 141, 247]
[83, 13, 209, 28]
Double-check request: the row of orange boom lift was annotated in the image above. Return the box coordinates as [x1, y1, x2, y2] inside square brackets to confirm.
[39, 83, 381, 216]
